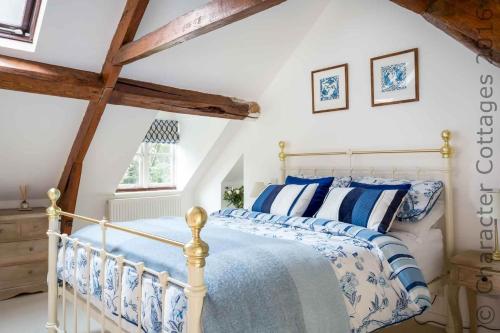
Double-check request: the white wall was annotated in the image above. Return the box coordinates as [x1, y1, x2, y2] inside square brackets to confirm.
[193, 0, 500, 324]
[195, 0, 500, 250]
[0, 90, 85, 207]
[221, 155, 244, 208]
[74, 108, 229, 226]
[74, 105, 158, 224]
[0, 0, 327, 216]
[161, 114, 229, 191]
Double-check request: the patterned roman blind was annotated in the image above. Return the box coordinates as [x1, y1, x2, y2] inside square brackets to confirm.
[143, 120, 180, 144]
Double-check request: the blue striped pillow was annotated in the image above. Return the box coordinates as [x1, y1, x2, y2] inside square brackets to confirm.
[314, 187, 408, 233]
[252, 184, 318, 217]
[351, 177, 443, 222]
[285, 176, 334, 217]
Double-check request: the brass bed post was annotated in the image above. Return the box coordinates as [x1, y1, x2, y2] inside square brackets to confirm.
[279, 141, 287, 183]
[46, 188, 61, 333]
[440, 130, 460, 333]
[440, 129, 454, 260]
[183, 207, 209, 333]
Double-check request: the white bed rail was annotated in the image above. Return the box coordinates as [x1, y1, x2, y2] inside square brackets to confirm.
[45, 188, 208, 333]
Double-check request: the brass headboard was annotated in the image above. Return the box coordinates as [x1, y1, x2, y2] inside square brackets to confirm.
[277, 130, 454, 261]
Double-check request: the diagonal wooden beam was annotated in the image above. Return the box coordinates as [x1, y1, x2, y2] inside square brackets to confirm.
[112, 0, 286, 65]
[391, 0, 499, 66]
[58, 0, 149, 234]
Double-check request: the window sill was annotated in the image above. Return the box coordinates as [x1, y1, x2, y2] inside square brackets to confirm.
[116, 186, 176, 193]
[114, 187, 180, 199]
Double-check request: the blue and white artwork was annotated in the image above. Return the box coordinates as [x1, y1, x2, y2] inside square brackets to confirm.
[312, 64, 348, 113]
[320, 76, 339, 101]
[371, 48, 418, 106]
[381, 63, 407, 92]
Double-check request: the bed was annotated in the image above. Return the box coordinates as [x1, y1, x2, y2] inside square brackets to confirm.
[45, 130, 455, 333]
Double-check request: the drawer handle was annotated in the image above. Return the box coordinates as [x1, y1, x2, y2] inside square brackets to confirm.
[29, 247, 34, 252]
[482, 276, 488, 282]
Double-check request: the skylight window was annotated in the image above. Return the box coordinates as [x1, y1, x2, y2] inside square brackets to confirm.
[0, 0, 42, 43]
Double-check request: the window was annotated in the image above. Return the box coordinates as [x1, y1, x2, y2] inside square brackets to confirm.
[118, 142, 176, 191]
[0, 0, 42, 43]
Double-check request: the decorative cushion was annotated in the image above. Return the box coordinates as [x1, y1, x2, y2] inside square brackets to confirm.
[252, 183, 319, 217]
[351, 176, 444, 222]
[314, 187, 409, 233]
[390, 200, 444, 238]
[330, 176, 352, 189]
[285, 176, 334, 217]
[350, 181, 411, 191]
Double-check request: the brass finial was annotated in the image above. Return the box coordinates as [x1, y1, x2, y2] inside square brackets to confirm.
[184, 207, 209, 268]
[279, 141, 286, 161]
[46, 188, 61, 217]
[440, 130, 452, 158]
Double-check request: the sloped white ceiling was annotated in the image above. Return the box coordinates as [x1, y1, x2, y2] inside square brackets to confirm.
[0, 0, 123, 71]
[0, 0, 328, 97]
[122, 0, 329, 100]
[0, 0, 328, 207]
[0, 90, 85, 200]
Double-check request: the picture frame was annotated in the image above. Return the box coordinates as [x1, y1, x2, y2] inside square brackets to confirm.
[311, 63, 349, 113]
[370, 48, 419, 107]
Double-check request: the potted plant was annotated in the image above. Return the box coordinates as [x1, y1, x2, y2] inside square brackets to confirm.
[223, 185, 244, 208]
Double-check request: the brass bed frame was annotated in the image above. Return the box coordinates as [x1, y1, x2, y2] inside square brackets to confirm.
[45, 129, 456, 333]
[277, 129, 456, 333]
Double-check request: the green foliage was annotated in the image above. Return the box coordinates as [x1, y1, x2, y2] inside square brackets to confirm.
[223, 185, 244, 208]
[121, 156, 139, 184]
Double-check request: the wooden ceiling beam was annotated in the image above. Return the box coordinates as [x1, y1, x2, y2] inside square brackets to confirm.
[58, 0, 150, 234]
[0, 55, 259, 119]
[391, 0, 499, 66]
[0, 54, 102, 100]
[112, 0, 286, 65]
[110, 78, 259, 120]
[2, 0, 276, 234]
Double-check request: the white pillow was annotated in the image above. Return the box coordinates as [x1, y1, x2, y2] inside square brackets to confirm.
[390, 200, 444, 238]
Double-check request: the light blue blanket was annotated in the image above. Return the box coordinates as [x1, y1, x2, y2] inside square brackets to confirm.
[71, 217, 351, 333]
[60, 209, 430, 333]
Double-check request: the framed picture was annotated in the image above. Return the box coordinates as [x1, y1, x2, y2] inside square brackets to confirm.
[311, 63, 349, 113]
[370, 48, 419, 107]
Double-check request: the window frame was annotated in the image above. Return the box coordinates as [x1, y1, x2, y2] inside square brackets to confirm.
[117, 142, 177, 192]
[0, 0, 42, 43]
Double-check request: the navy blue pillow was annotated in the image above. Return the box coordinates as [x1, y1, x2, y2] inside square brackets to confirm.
[285, 176, 334, 217]
[350, 182, 411, 191]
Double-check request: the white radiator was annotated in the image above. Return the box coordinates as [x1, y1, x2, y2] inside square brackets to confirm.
[108, 195, 182, 221]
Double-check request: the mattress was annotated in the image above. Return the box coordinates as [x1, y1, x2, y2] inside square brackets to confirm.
[57, 209, 432, 333]
[389, 228, 444, 283]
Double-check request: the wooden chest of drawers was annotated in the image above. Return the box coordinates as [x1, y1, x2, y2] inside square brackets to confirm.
[0, 208, 48, 300]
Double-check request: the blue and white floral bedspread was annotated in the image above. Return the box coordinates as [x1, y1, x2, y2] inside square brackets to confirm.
[57, 209, 431, 333]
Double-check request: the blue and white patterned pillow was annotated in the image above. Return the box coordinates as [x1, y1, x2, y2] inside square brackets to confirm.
[252, 183, 319, 217]
[330, 176, 352, 189]
[352, 176, 444, 222]
[314, 187, 408, 233]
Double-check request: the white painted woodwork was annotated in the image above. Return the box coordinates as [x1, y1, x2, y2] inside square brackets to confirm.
[46, 207, 208, 333]
[108, 195, 182, 221]
[46, 210, 59, 333]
